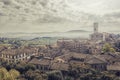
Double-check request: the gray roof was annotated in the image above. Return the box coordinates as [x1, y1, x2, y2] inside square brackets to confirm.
[95, 54, 115, 61]
[69, 60, 85, 67]
[107, 62, 120, 71]
[50, 62, 69, 71]
[1, 48, 37, 56]
[86, 56, 107, 64]
[29, 58, 51, 66]
[57, 52, 91, 61]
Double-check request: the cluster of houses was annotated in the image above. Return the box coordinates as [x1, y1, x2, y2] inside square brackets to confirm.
[57, 23, 120, 55]
[0, 44, 120, 73]
[0, 46, 39, 63]
[24, 51, 120, 78]
[0, 22, 120, 76]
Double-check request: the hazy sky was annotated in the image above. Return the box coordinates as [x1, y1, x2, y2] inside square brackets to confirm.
[0, 0, 120, 33]
[68, 0, 120, 14]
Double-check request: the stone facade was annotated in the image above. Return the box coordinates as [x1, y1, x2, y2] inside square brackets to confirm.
[90, 33, 104, 41]
[0, 47, 38, 63]
[86, 56, 107, 71]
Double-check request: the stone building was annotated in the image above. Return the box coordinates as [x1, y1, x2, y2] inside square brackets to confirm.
[0, 47, 38, 63]
[86, 56, 107, 71]
[50, 62, 69, 72]
[90, 22, 104, 41]
[57, 39, 92, 54]
[29, 57, 52, 71]
[29, 56, 69, 72]
[107, 62, 120, 71]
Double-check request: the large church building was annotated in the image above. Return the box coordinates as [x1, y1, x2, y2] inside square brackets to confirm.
[90, 22, 105, 41]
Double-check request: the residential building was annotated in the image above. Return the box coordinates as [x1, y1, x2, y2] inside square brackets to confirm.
[86, 56, 107, 71]
[29, 57, 52, 71]
[0, 47, 38, 63]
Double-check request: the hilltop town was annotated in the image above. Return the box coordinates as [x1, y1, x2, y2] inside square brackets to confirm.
[0, 23, 120, 80]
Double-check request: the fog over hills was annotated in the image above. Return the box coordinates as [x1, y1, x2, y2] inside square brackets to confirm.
[67, 30, 89, 33]
[0, 0, 120, 32]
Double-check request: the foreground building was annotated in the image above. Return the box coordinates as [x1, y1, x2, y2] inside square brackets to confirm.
[86, 56, 108, 71]
[0, 47, 38, 63]
[29, 57, 52, 71]
[29, 57, 69, 72]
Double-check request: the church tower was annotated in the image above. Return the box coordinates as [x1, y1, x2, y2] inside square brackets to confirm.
[90, 22, 104, 41]
[94, 22, 98, 33]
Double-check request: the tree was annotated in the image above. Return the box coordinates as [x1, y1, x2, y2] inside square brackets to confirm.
[15, 63, 26, 74]
[0, 67, 8, 80]
[15, 62, 36, 74]
[9, 69, 20, 79]
[102, 43, 115, 53]
[25, 70, 47, 80]
[25, 64, 36, 71]
[0, 67, 20, 80]
[48, 73, 62, 80]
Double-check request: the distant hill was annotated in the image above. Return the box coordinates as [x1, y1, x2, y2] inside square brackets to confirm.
[30, 37, 60, 41]
[67, 30, 89, 33]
